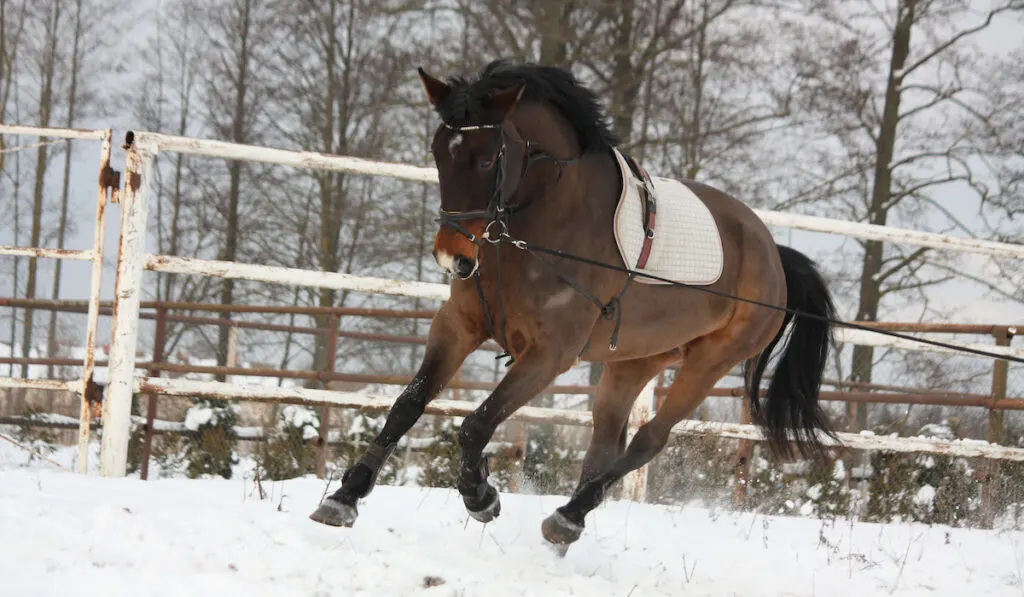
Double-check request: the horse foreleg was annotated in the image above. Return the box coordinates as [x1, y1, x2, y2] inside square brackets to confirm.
[456, 348, 576, 522]
[309, 306, 481, 528]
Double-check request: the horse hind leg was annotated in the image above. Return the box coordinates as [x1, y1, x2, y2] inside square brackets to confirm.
[542, 326, 770, 547]
[540, 354, 677, 555]
[573, 354, 680, 497]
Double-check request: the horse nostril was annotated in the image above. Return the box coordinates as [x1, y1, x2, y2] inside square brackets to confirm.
[453, 255, 477, 279]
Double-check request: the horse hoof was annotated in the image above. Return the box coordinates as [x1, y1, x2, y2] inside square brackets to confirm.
[309, 497, 358, 528]
[541, 510, 583, 546]
[545, 540, 571, 558]
[465, 485, 501, 523]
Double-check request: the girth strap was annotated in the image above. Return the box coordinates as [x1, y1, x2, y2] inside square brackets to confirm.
[623, 153, 657, 269]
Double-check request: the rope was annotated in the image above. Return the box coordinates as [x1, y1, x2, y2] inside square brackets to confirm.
[0, 431, 70, 470]
[507, 239, 1024, 365]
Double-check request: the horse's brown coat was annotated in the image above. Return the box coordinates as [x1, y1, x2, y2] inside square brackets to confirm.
[310, 63, 834, 548]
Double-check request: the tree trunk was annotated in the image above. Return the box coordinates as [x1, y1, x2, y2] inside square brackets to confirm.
[162, 28, 195, 302]
[409, 175, 430, 374]
[21, 0, 61, 377]
[215, 0, 252, 377]
[8, 114, 23, 377]
[47, 0, 83, 376]
[683, 0, 710, 179]
[848, 0, 915, 432]
[312, 0, 342, 381]
[609, 0, 640, 144]
[537, 0, 574, 67]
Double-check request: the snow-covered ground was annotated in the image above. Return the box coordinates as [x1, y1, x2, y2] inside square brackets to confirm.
[3, 441, 1024, 596]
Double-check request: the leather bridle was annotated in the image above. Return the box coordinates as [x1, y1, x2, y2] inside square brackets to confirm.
[435, 119, 579, 250]
[434, 118, 590, 365]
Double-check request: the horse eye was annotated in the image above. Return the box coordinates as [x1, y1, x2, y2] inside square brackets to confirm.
[477, 158, 493, 170]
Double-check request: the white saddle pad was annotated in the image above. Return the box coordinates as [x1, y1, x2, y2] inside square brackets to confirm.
[612, 148, 724, 285]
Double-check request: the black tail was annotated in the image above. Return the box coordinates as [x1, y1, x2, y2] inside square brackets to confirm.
[745, 245, 837, 459]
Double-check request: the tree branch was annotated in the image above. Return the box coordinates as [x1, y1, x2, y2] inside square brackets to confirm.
[875, 246, 928, 285]
[902, 3, 1023, 78]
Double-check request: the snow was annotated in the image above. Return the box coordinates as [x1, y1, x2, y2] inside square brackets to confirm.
[915, 485, 937, 510]
[917, 423, 956, 441]
[183, 405, 217, 431]
[279, 405, 320, 441]
[832, 458, 846, 480]
[3, 441, 1024, 595]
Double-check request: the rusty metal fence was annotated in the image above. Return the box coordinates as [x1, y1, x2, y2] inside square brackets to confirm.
[2, 297, 1021, 498]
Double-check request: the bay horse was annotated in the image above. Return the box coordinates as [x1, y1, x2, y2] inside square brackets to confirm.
[310, 60, 836, 548]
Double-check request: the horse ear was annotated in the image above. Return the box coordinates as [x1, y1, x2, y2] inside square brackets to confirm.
[486, 83, 526, 119]
[418, 67, 451, 107]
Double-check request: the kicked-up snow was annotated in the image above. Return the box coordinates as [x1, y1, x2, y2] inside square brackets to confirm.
[2, 444, 1024, 596]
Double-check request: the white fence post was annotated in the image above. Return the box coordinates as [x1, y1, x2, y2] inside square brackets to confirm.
[76, 129, 113, 474]
[622, 378, 657, 502]
[100, 139, 154, 477]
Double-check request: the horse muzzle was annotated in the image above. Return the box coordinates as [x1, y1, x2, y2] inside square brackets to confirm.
[434, 249, 478, 279]
[434, 226, 482, 279]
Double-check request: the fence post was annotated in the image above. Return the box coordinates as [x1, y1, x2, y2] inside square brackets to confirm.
[139, 305, 167, 480]
[733, 398, 753, 508]
[100, 138, 153, 477]
[76, 129, 114, 474]
[315, 313, 339, 479]
[622, 378, 657, 502]
[981, 327, 1013, 525]
[226, 326, 238, 381]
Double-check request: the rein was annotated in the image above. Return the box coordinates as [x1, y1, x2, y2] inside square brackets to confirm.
[434, 119, 1024, 366]
[507, 233, 1024, 366]
[435, 121, 1024, 367]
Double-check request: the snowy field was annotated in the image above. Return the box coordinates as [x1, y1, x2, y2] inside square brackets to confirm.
[3, 442, 1024, 596]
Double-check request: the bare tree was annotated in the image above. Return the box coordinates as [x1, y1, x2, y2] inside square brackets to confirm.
[786, 0, 1023, 430]
[952, 46, 1024, 306]
[0, 0, 29, 370]
[200, 0, 277, 371]
[264, 0, 426, 375]
[44, 0, 83, 375]
[131, 0, 224, 359]
[20, 0, 63, 376]
[0, 0, 28, 163]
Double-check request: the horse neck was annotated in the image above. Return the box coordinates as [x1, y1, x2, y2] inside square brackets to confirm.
[515, 103, 579, 158]
[514, 105, 621, 240]
[511, 149, 620, 258]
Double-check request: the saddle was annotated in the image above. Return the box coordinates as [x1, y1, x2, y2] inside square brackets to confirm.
[612, 149, 724, 285]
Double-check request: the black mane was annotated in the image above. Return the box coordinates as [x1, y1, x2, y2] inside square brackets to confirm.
[436, 60, 617, 154]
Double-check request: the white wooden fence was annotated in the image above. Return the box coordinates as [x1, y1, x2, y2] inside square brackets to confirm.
[2, 124, 1023, 503]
